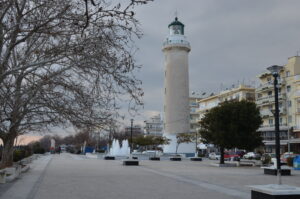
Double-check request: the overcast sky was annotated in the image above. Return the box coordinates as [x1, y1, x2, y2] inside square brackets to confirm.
[122, 0, 300, 125]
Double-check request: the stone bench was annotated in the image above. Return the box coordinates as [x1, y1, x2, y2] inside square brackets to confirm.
[190, 157, 202, 161]
[0, 169, 6, 184]
[149, 157, 160, 161]
[104, 156, 115, 160]
[262, 166, 291, 176]
[123, 159, 139, 166]
[239, 161, 256, 167]
[170, 157, 182, 161]
[21, 164, 30, 173]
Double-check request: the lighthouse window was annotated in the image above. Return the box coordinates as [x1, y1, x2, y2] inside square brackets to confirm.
[173, 25, 181, 34]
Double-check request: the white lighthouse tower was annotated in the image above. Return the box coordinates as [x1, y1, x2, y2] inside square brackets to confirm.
[162, 17, 194, 154]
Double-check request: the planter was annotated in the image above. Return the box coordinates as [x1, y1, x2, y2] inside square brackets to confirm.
[170, 157, 182, 161]
[104, 156, 115, 160]
[190, 157, 202, 161]
[149, 157, 160, 161]
[123, 160, 139, 166]
[249, 184, 300, 199]
[263, 167, 291, 176]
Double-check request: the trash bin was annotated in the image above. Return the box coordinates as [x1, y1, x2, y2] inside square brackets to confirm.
[293, 155, 300, 170]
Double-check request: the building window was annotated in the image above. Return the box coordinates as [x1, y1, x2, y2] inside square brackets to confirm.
[288, 100, 292, 107]
[269, 119, 273, 125]
[287, 85, 291, 92]
[286, 71, 290, 77]
[278, 88, 281, 94]
[279, 117, 282, 125]
[268, 105, 273, 110]
[257, 93, 262, 98]
[279, 102, 282, 108]
[266, 146, 272, 153]
[288, 115, 292, 123]
[268, 91, 272, 96]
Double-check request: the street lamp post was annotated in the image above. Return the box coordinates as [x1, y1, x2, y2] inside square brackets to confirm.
[267, 65, 283, 185]
[195, 129, 198, 157]
[130, 119, 134, 156]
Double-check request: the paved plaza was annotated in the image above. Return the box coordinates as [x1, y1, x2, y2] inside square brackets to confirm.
[1, 153, 300, 199]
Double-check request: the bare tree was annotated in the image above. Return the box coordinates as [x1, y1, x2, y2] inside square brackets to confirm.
[0, 0, 152, 168]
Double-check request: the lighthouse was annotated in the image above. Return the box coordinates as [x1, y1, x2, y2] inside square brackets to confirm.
[162, 17, 194, 154]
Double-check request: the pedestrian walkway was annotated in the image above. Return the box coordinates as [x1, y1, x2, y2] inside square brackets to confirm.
[1, 153, 300, 199]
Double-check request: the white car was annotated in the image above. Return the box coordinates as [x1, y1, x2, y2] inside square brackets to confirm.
[243, 152, 260, 159]
[209, 152, 221, 160]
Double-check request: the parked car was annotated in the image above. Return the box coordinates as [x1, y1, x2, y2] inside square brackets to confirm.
[235, 151, 246, 158]
[243, 152, 261, 159]
[208, 152, 221, 160]
[280, 152, 299, 163]
[224, 152, 240, 161]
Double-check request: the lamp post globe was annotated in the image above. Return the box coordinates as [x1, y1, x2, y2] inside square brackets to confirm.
[266, 65, 283, 185]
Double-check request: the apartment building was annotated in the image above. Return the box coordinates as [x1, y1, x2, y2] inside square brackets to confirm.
[189, 97, 201, 133]
[256, 56, 300, 153]
[144, 114, 163, 136]
[197, 85, 255, 121]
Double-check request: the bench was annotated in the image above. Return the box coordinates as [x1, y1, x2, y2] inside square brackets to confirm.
[0, 170, 6, 184]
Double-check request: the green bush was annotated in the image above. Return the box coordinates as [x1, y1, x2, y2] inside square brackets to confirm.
[286, 157, 294, 167]
[96, 149, 105, 153]
[254, 156, 261, 160]
[13, 149, 26, 162]
[32, 142, 46, 154]
[261, 154, 271, 165]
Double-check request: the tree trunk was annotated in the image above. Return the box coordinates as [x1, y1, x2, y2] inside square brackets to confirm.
[220, 147, 225, 164]
[0, 138, 15, 169]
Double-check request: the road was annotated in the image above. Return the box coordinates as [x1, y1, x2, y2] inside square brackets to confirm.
[1, 153, 300, 199]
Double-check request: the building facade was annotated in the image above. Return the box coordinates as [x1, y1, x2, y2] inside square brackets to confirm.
[197, 85, 255, 122]
[144, 115, 163, 136]
[124, 125, 143, 137]
[256, 56, 300, 153]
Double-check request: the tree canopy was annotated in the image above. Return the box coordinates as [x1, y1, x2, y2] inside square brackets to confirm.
[199, 100, 263, 163]
[0, 0, 152, 168]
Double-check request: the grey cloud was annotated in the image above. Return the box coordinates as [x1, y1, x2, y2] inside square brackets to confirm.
[126, 0, 300, 123]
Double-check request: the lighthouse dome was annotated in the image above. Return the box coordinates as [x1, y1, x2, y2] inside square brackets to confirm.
[168, 17, 185, 35]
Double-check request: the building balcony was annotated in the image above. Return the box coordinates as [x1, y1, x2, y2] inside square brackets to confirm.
[190, 119, 199, 124]
[260, 107, 286, 117]
[260, 110, 273, 117]
[190, 129, 197, 133]
[256, 82, 273, 92]
[258, 124, 289, 131]
[294, 75, 300, 82]
[262, 136, 288, 141]
[256, 80, 285, 93]
[256, 94, 286, 105]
